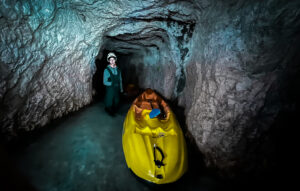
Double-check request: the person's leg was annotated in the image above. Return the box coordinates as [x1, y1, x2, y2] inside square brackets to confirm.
[115, 88, 120, 111]
[112, 87, 120, 114]
[104, 86, 114, 115]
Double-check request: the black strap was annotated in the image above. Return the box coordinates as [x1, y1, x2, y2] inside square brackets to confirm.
[154, 145, 165, 168]
[106, 66, 118, 76]
[149, 100, 153, 109]
[106, 67, 120, 86]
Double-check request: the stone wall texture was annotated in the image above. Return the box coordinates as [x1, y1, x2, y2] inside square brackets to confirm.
[1, 0, 299, 176]
[179, 0, 300, 175]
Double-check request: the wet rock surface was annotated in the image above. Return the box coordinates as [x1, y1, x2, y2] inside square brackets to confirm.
[1, 0, 300, 177]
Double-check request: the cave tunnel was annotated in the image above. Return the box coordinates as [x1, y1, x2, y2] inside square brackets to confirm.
[1, 0, 300, 191]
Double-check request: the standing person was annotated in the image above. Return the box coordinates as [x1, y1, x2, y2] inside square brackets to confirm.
[103, 52, 123, 116]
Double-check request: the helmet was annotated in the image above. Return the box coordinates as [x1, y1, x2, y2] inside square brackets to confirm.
[107, 52, 117, 62]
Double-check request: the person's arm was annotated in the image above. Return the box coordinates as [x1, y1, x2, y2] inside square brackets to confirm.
[103, 69, 112, 86]
[119, 71, 123, 93]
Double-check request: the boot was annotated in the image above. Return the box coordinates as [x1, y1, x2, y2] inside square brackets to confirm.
[105, 107, 115, 117]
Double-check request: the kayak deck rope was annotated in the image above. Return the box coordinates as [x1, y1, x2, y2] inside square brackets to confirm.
[153, 144, 165, 168]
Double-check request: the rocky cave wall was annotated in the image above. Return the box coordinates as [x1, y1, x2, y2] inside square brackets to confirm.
[1, 0, 300, 176]
[179, 0, 300, 175]
[0, 0, 104, 136]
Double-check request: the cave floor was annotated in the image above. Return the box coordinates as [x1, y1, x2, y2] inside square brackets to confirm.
[7, 100, 227, 191]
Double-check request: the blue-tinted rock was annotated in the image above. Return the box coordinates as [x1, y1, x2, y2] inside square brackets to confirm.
[0, 0, 299, 177]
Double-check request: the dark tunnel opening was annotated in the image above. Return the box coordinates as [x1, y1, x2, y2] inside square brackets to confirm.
[92, 50, 108, 101]
[92, 48, 142, 102]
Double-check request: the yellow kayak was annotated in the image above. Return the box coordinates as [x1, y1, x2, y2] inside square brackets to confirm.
[122, 89, 188, 184]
